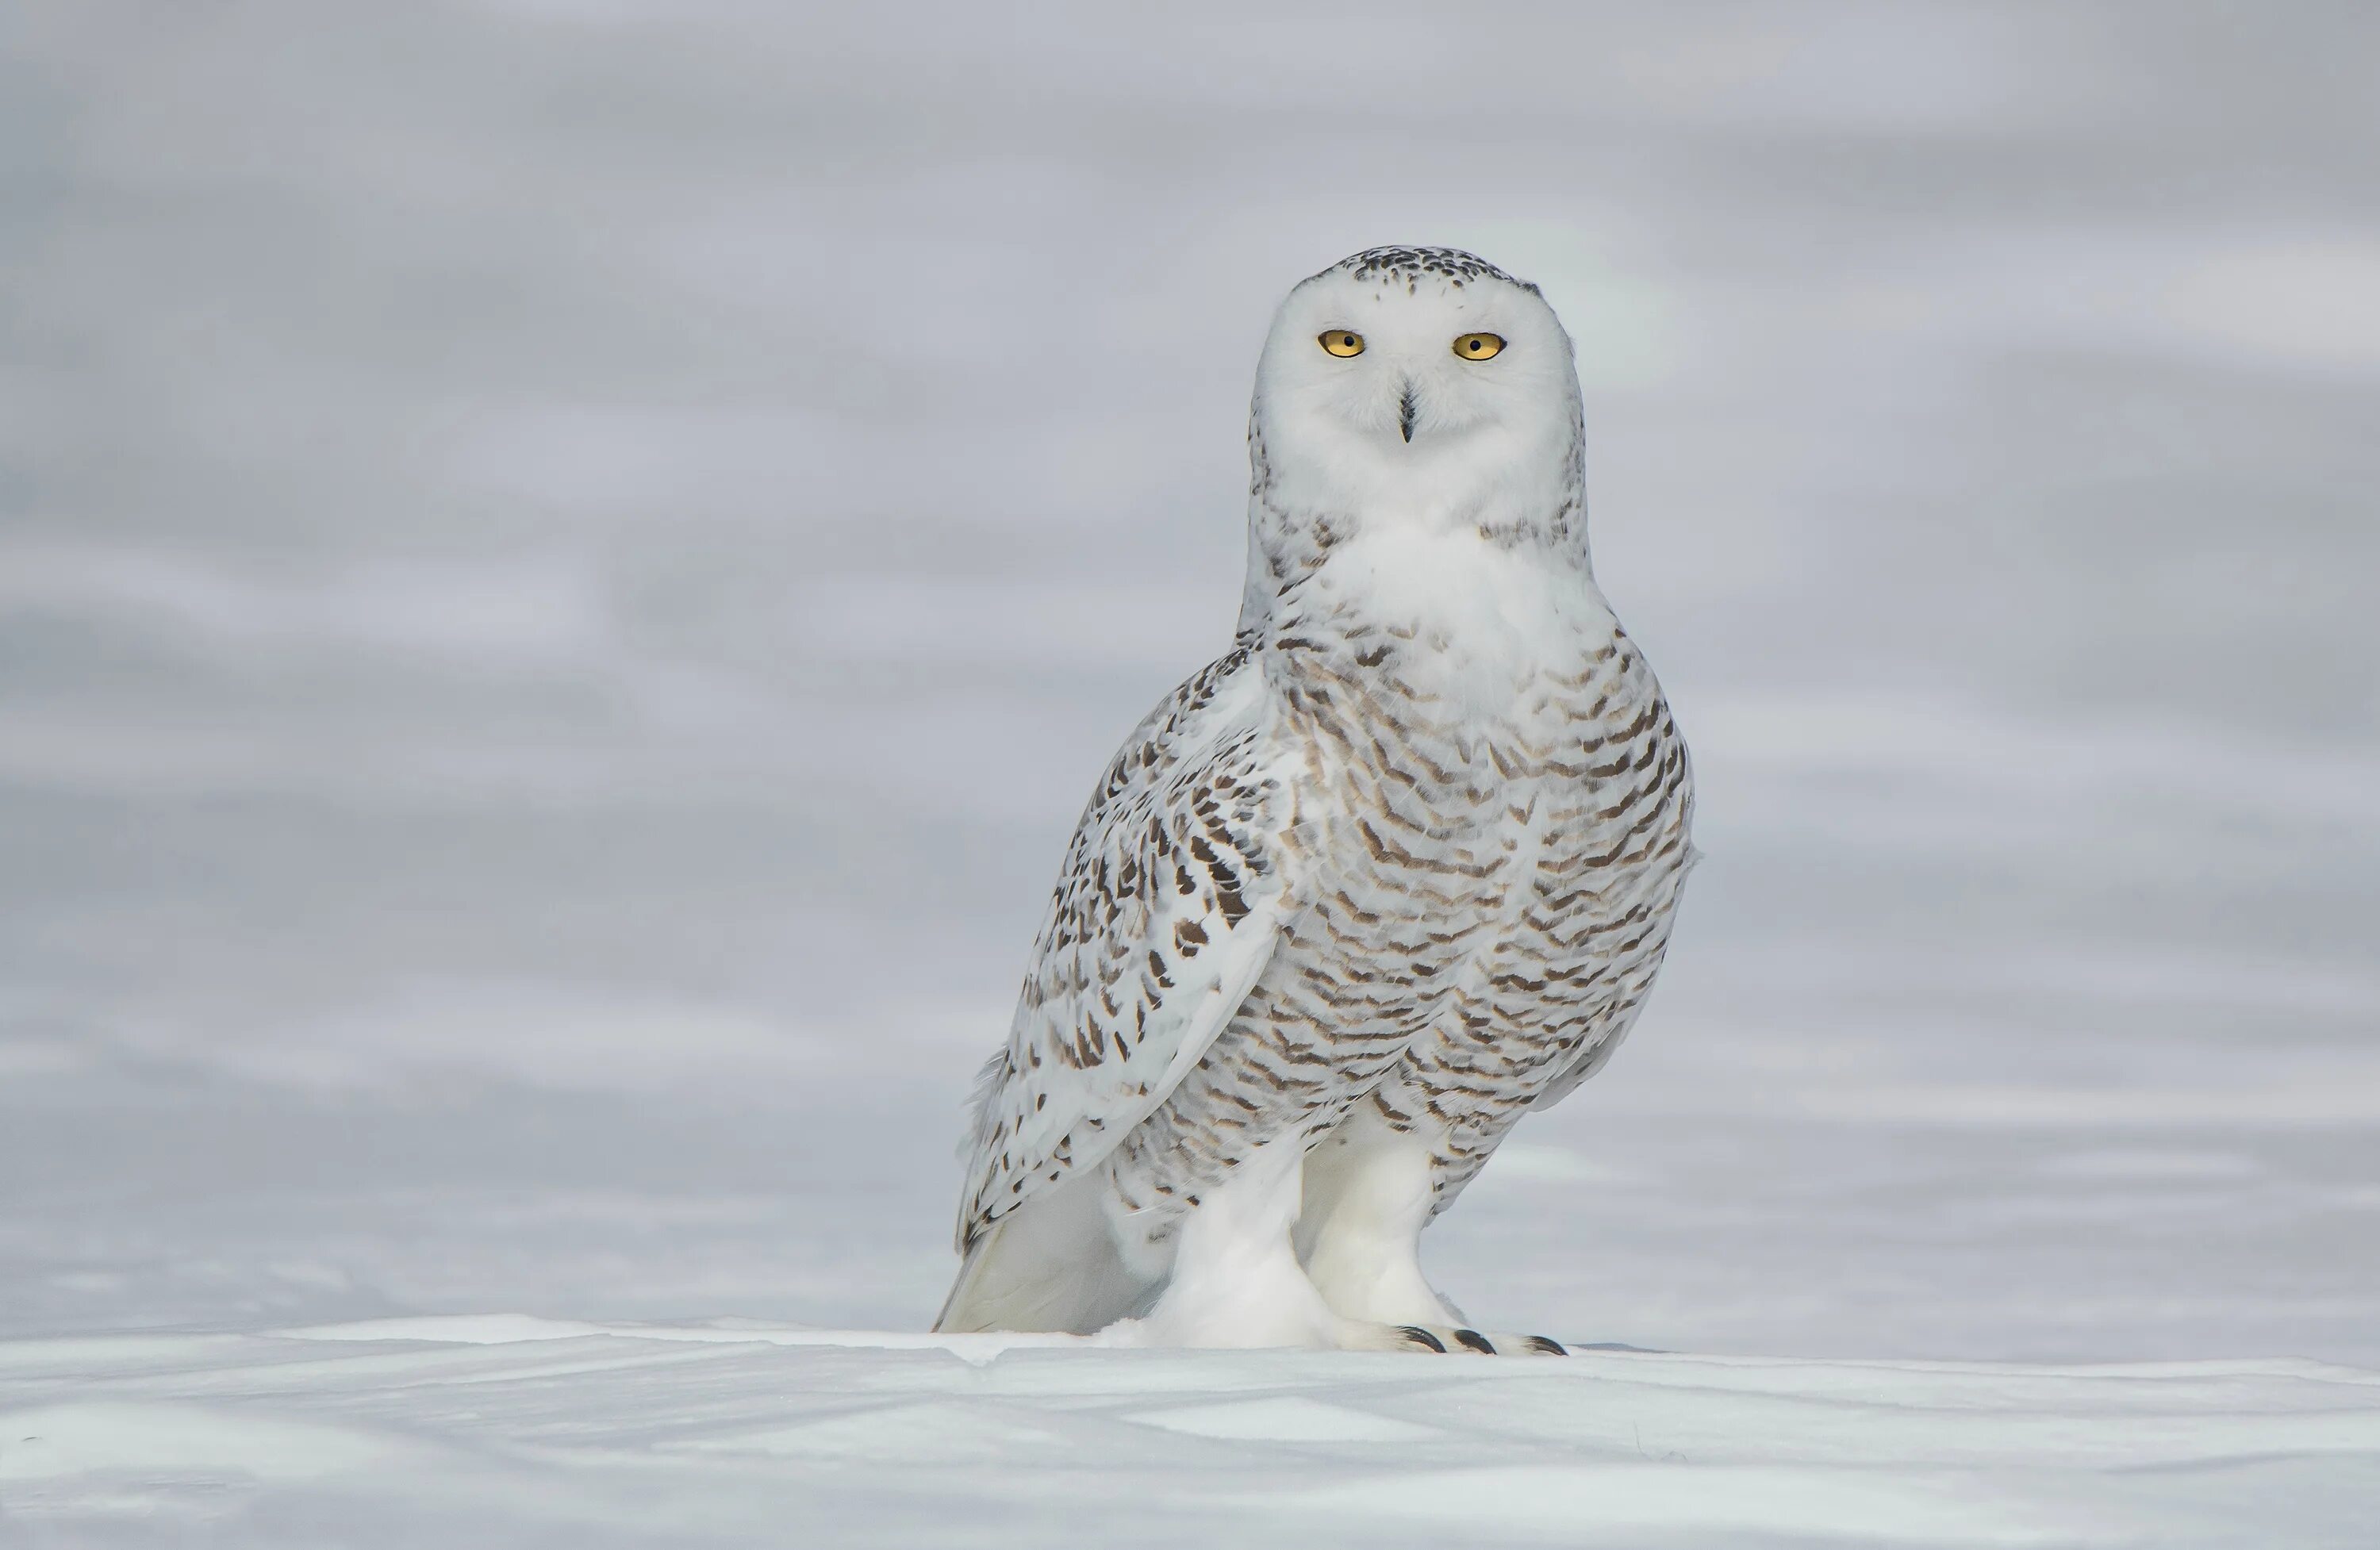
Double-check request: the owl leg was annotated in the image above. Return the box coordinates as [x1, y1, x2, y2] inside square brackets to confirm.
[1293, 1100, 1573, 1356]
[1095, 1132, 1353, 1350]
[1296, 1099, 1464, 1328]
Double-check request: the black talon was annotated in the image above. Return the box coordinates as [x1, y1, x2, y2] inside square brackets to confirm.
[1523, 1336, 1568, 1356]
[1399, 1326, 1448, 1352]
[1453, 1329, 1497, 1354]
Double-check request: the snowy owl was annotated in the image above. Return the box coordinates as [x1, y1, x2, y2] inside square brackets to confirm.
[936, 246, 1694, 1354]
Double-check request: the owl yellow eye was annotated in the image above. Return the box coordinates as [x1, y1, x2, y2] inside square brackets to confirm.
[1318, 330, 1365, 358]
[1453, 332, 1505, 360]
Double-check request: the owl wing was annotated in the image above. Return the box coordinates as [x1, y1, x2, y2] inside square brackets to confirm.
[954, 643, 1297, 1251]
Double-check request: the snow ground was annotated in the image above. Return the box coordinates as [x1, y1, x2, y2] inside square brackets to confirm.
[7, 1322, 2378, 1548]
[4, 2, 2378, 1544]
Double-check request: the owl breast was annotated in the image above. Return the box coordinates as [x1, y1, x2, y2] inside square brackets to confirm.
[1106, 574, 1694, 1228]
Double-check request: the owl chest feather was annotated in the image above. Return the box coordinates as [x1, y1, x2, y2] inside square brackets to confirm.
[1257, 560, 1691, 1068]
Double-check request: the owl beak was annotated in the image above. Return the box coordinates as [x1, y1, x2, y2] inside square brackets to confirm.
[1398, 382, 1418, 443]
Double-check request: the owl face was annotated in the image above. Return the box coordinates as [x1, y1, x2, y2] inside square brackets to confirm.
[1250, 247, 1583, 531]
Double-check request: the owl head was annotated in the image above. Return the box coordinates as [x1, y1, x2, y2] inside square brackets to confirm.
[1246, 247, 1586, 550]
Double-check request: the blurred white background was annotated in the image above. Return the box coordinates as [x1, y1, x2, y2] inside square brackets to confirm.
[3, 2, 2375, 1362]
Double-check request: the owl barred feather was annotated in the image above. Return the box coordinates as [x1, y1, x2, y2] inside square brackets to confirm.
[939, 247, 1695, 1353]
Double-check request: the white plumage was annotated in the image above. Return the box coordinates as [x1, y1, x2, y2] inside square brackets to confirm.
[939, 247, 1695, 1353]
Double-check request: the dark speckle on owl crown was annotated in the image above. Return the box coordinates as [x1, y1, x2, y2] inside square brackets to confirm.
[1322, 245, 1541, 295]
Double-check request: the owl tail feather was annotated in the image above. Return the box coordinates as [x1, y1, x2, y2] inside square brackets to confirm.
[932, 1219, 1015, 1333]
[934, 1177, 1146, 1335]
